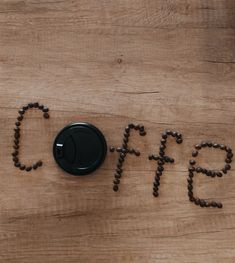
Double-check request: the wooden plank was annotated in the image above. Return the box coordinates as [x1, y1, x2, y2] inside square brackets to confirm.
[0, 1, 234, 262]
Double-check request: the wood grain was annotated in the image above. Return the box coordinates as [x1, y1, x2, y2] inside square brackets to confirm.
[0, 0, 235, 262]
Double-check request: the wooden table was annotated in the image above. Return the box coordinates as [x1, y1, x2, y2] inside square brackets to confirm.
[0, 1, 234, 262]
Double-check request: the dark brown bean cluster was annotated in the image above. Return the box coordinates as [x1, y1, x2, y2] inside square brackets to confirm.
[110, 123, 146, 192]
[188, 141, 233, 208]
[149, 130, 183, 197]
[12, 102, 50, 172]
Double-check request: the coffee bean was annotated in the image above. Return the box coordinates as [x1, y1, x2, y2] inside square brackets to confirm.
[23, 106, 29, 111]
[28, 103, 34, 108]
[33, 102, 39, 108]
[33, 163, 38, 170]
[113, 185, 119, 192]
[15, 121, 21, 126]
[207, 141, 212, 147]
[17, 115, 23, 121]
[189, 172, 194, 178]
[176, 138, 183, 144]
[213, 143, 219, 148]
[153, 191, 159, 197]
[113, 179, 120, 184]
[224, 164, 231, 171]
[225, 158, 232, 163]
[18, 109, 25, 115]
[192, 150, 198, 157]
[189, 160, 196, 165]
[37, 161, 43, 167]
[42, 107, 49, 112]
[162, 133, 167, 139]
[195, 144, 201, 150]
[14, 162, 20, 168]
[201, 142, 207, 147]
[196, 167, 202, 173]
[220, 144, 226, 150]
[216, 172, 223, 177]
[134, 150, 140, 156]
[13, 157, 19, 163]
[109, 146, 115, 152]
[227, 152, 233, 159]
[26, 166, 32, 172]
[20, 165, 26, 170]
[43, 112, 50, 119]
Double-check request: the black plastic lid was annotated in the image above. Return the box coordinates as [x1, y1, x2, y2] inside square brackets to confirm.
[53, 122, 107, 175]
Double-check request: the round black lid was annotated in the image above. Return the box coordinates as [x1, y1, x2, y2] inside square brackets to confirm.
[53, 122, 107, 175]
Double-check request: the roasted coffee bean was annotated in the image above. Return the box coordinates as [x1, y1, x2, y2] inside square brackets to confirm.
[224, 164, 231, 171]
[15, 121, 21, 126]
[42, 107, 49, 112]
[13, 157, 19, 163]
[43, 112, 50, 119]
[158, 165, 164, 172]
[20, 165, 26, 170]
[216, 202, 223, 208]
[189, 172, 194, 178]
[116, 147, 122, 152]
[39, 105, 44, 110]
[23, 106, 29, 111]
[226, 147, 232, 153]
[195, 144, 201, 150]
[166, 130, 172, 135]
[176, 138, 183, 144]
[113, 185, 119, 192]
[213, 143, 219, 148]
[211, 201, 217, 208]
[17, 115, 23, 121]
[161, 139, 166, 144]
[188, 185, 193, 191]
[28, 103, 34, 108]
[12, 151, 19, 157]
[14, 162, 20, 168]
[18, 109, 25, 115]
[134, 150, 140, 156]
[201, 141, 207, 147]
[216, 172, 223, 177]
[159, 145, 166, 151]
[227, 152, 233, 159]
[189, 196, 195, 202]
[162, 133, 167, 139]
[192, 150, 198, 157]
[220, 144, 226, 150]
[207, 141, 212, 147]
[154, 181, 160, 187]
[187, 178, 193, 184]
[194, 198, 200, 205]
[148, 155, 153, 160]
[153, 191, 159, 197]
[33, 163, 38, 170]
[222, 168, 227, 174]
[188, 166, 195, 172]
[158, 160, 164, 166]
[140, 131, 146, 136]
[37, 161, 43, 167]
[109, 146, 115, 152]
[33, 102, 39, 108]
[225, 158, 232, 163]
[13, 145, 19, 150]
[113, 179, 120, 185]
[199, 200, 206, 207]
[188, 190, 193, 198]
[196, 167, 202, 173]
[26, 166, 32, 172]
[189, 160, 196, 165]
[156, 171, 162, 177]
[115, 173, 121, 179]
